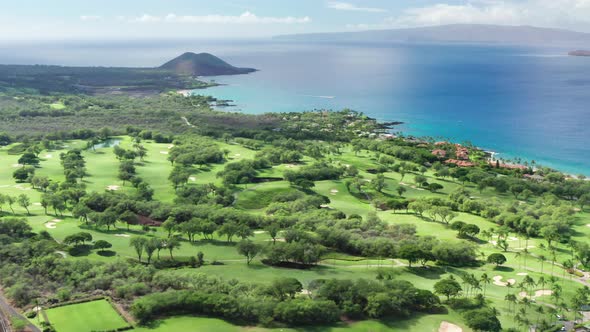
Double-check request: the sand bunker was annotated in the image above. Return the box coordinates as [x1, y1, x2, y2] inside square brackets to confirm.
[399, 182, 408, 186]
[167, 144, 174, 149]
[253, 230, 266, 234]
[44, 154, 52, 158]
[106, 185, 120, 191]
[114, 234, 131, 238]
[517, 273, 528, 276]
[330, 189, 339, 196]
[587, 224, 590, 228]
[519, 289, 553, 298]
[189, 176, 196, 182]
[45, 223, 57, 229]
[439, 321, 463, 332]
[508, 237, 519, 241]
[55, 251, 67, 258]
[493, 276, 516, 287]
[160, 151, 169, 155]
[12, 163, 23, 168]
[33, 202, 42, 206]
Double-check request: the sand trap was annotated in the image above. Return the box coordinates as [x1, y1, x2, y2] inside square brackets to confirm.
[519, 289, 553, 298]
[189, 176, 196, 181]
[439, 321, 463, 332]
[44, 154, 52, 158]
[114, 234, 131, 238]
[51, 219, 63, 222]
[253, 230, 266, 234]
[106, 185, 120, 191]
[300, 289, 311, 295]
[12, 163, 23, 167]
[493, 276, 516, 287]
[517, 273, 528, 276]
[234, 154, 241, 157]
[55, 251, 67, 258]
[535, 290, 553, 297]
[167, 144, 174, 149]
[399, 182, 408, 186]
[573, 208, 581, 212]
[33, 202, 42, 206]
[45, 223, 57, 229]
[489, 240, 498, 246]
[160, 151, 169, 155]
[330, 189, 339, 196]
[508, 237, 519, 241]
[587, 224, 590, 228]
[320, 204, 330, 208]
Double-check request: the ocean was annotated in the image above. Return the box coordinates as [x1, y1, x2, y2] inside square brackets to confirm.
[1, 40, 589, 174]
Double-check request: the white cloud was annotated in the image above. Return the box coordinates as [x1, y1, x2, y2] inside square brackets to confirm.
[80, 15, 102, 21]
[129, 12, 311, 24]
[347, 0, 590, 31]
[327, 1, 386, 13]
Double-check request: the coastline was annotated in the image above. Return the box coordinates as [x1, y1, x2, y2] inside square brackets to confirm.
[181, 85, 589, 177]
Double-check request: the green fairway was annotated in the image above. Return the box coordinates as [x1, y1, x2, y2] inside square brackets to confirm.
[44, 299, 130, 332]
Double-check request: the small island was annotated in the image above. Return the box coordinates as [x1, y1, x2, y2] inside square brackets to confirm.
[568, 50, 590, 56]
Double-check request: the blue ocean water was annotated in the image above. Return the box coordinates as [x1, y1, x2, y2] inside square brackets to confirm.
[0, 40, 589, 174]
[203, 42, 590, 175]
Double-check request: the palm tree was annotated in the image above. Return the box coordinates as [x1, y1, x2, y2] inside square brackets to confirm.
[538, 254, 546, 274]
[505, 293, 517, 312]
[480, 273, 491, 297]
[538, 276, 546, 290]
[535, 306, 544, 326]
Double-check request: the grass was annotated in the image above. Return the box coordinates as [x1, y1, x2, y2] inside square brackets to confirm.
[1, 138, 588, 332]
[135, 312, 471, 332]
[43, 299, 129, 332]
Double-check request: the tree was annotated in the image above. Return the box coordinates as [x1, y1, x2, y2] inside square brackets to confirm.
[265, 224, 280, 244]
[165, 237, 180, 260]
[398, 243, 421, 267]
[268, 277, 303, 301]
[94, 240, 112, 253]
[18, 152, 39, 166]
[434, 277, 462, 301]
[6, 196, 15, 214]
[237, 240, 261, 265]
[130, 237, 147, 262]
[17, 194, 31, 215]
[487, 253, 507, 266]
[464, 308, 502, 332]
[396, 186, 407, 197]
[428, 182, 444, 193]
[371, 173, 386, 193]
[145, 238, 160, 264]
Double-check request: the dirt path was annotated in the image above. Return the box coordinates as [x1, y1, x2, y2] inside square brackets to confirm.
[181, 116, 195, 128]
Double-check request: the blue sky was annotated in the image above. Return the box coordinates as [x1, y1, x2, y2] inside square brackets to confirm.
[2, 0, 590, 40]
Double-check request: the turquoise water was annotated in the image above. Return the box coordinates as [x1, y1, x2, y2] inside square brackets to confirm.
[199, 42, 590, 175]
[1, 40, 589, 174]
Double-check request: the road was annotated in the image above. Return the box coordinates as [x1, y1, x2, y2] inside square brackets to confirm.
[0, 291, 40, 332]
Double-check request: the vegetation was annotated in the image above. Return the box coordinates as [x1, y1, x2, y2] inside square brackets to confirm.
[0, 87, 588, 332]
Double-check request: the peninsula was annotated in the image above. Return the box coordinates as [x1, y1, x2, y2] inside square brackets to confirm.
[0, 52, 256, 95]
[569, 50, 590, 56]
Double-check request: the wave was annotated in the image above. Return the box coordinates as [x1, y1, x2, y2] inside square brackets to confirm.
[300, 94, 336, 99]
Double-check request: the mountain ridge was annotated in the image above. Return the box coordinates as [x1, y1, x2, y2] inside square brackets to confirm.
[274, 24, 590, 46]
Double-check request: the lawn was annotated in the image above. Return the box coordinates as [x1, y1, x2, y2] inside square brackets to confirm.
[43, 299, 130, 332]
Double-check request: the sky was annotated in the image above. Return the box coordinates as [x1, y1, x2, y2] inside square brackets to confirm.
[2, 0, 590, 40]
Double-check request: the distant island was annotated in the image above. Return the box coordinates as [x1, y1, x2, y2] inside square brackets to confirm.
[569, 50, 590, 56]
[275, 24, 590, 46]
[0, 52, 256, 95]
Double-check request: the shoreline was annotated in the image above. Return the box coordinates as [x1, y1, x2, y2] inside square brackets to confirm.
[180, 87, 589, 178]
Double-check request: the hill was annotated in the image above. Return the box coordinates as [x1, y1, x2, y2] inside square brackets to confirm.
[275, 24, 590, 46]
[160, 52, 256, 76]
